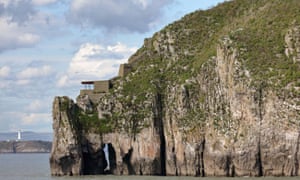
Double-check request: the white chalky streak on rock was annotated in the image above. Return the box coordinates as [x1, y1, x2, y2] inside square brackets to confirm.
[103, 144, 110, 171]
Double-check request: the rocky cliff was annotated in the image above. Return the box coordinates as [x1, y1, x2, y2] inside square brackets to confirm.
[50, 0, 300, 177]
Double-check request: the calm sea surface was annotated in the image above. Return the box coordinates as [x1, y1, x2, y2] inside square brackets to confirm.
[0, 153, 300, 180]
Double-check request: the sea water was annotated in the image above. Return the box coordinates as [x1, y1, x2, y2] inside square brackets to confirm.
[0, 153, 299, 180]
[0, 153, 50, 180]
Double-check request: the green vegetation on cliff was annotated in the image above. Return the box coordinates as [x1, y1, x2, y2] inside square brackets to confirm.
[113, 0, 299, 132]
[51, 0, 300, 177]
[80, 0, 300, 135]
[114, 0, 300, 102]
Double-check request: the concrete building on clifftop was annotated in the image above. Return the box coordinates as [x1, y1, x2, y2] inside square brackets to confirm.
[80, 63, 132, 103]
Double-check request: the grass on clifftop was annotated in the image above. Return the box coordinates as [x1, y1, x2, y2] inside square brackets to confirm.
[120, 0, 300, 99]
[89, 0, 300, 135]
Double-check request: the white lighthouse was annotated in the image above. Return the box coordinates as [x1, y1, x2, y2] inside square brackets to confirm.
[17, 130, 21, 141]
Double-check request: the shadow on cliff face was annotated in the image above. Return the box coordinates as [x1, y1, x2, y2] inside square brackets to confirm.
[81, 141, 116, 175]
[195, 140, 205, 177]
[122, 147, 136, 175]
[59, 156, 76, 176]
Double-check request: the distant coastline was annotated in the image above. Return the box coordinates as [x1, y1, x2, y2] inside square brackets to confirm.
[0, 140, 52, 153]
[0, 132, 52, 142]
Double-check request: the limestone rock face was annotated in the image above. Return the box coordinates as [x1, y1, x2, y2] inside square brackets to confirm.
[50, 0, 300, 177]
[50, 97, 82, 176]
[50, 39, 300, 176]
[285, 26, 300, 63]
[80, 93, 166, 175]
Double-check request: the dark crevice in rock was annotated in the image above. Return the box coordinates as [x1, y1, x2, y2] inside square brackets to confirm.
[160, 134, 167, 176]
[122, 148, 136, 175]
[153, 92, 166, 176]
[184, 152, 189, 176]
[255, 83, 264, 177]
[183, 86, 191, 109]
[200, 141, 205, 177]
[171, 146, 178, 176]
[225, 153, 234, 177]
[225, 155, 231, 177]
[195, 139, 205, 177]
[256, 140, 263, 177]
[174, 153, 178, 176]
[139, 164, 143, 175]
[60, 155, 77, 176]
[231, 164, 235, 177]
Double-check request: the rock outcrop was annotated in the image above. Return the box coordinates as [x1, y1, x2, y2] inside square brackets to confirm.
[50, 0, 300, 177]
[50, 97, 82, 176]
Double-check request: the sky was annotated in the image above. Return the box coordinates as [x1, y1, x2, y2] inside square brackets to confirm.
[0, 0, 226, 133]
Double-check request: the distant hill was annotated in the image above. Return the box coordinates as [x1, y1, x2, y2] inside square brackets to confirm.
[0, 141, 52, 153]
[0, 132, 52, 142]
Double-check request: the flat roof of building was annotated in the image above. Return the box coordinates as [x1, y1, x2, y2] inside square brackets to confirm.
[81, 81, 94, 84]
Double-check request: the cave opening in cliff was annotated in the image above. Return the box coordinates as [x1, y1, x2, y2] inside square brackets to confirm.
[81, 142, 116, 175]
[82, 147, 106, 175]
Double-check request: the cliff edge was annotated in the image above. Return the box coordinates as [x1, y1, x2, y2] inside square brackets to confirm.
[50, 0, 300, 177]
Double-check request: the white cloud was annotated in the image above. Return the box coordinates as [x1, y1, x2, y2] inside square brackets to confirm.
[25, 99, 44, 112]
[17, 33, 40, 45]
[21, 113, 51, 125]
[0, 80, 11, 88]
[67, 0, 174, 33]
[0, 18, 40, 52]
[0, 63, 55, 96]
[0, 111, 52, 132]
[0, 0, 66, 53]
[0, 0, 36, 24]
[57, 74, 68, 88]
[32, 0, 57, 6]
[0, 66, 10, 78]
[16, 79, 31, 86]
[17, 65, 52, 79]
[57, 42, 137, 87]
[133, 0, 149, 9]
